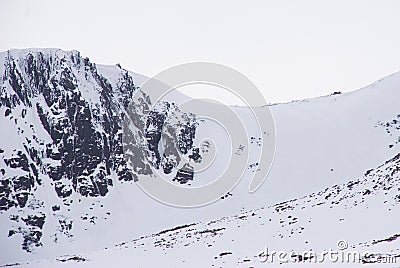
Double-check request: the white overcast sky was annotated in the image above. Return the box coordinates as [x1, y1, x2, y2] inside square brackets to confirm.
[1, 0, 400, 103]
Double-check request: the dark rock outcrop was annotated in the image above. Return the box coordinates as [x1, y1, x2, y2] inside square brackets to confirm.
[0, 49, 200, 252]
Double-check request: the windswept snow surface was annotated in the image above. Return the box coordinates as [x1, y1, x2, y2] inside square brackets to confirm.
[1, 49, 400, 266]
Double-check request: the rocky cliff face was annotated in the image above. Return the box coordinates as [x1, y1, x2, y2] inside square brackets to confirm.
[0, 49, 199, 252]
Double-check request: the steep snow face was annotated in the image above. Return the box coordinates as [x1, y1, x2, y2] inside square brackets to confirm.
[0, 49, 400, 266]
[263, 73, 400, 204]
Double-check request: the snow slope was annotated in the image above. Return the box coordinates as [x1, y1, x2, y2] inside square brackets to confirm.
[0, 49, 400, 266]
[13, 152, 400, 267]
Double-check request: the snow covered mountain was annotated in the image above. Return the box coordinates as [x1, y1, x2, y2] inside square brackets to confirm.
[0, 49, 200, 262]
[0, 49, 400, 267]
